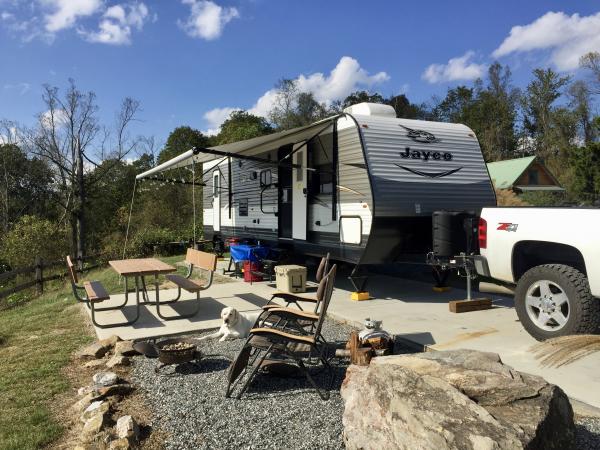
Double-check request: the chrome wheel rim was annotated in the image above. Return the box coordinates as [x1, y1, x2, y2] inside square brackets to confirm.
[525, 280, 570, 332]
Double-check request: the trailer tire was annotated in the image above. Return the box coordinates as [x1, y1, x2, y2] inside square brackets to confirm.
[514, 264, 600, 341]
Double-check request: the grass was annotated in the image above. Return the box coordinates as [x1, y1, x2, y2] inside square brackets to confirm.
[0, 253, 188, 450]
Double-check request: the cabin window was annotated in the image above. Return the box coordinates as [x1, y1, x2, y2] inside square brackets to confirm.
[307, 134, 334, 199]
[528, 169, 539, 184]
[239, 198, 249, 216]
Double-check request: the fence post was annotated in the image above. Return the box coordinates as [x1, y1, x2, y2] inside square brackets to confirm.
[35, 257, 43, 295]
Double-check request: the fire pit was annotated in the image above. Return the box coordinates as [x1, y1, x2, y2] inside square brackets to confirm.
[155, 337, 202, 373]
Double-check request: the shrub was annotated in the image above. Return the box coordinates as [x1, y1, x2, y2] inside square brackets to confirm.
[124, 228, 184, 258]
[495, 189, 530, 207]
[0, 215, 68, 268]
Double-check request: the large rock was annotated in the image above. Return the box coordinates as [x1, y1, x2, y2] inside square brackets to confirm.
[78, 342, 110, 359]
[81, 400, 110, 424]
[115, 415, 139, 440]
[99, 334, 121, 348]
[114, 340, 138, 356]
[341, 349, 575, 450]
[93, 371, 119, 387]
[106, 355, 130, 368]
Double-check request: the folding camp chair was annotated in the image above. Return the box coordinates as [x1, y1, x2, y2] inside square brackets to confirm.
[226, 265, 337, 400]
[66, 255, 140, 329]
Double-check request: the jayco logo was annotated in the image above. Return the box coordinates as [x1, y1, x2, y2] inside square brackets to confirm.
[400, 124, 440, 144]
[400, 147, 453, 162]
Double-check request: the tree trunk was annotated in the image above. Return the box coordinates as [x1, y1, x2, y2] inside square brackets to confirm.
[70, 215, 78, 259]
[76, 141, 85, 270]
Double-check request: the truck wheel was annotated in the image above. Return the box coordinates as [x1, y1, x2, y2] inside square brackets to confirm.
[514, 264, 600, 341]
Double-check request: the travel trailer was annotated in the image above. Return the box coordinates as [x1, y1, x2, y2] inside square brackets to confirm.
[136, 103, 496, 289]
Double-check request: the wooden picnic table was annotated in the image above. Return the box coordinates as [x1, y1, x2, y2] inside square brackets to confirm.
[109, 258, 177, 306]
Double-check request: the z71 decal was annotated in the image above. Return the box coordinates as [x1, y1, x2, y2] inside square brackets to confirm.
[497, 222, 519, 232]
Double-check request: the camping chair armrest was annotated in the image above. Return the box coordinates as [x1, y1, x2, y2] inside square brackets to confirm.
[250, 327, 316, 345]
[269, 292, 317, 304]
[262, 307, 318, 322]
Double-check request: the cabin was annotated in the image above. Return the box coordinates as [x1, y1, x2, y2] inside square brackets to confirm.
[486, 156, 564, 194]
[136, 103, 496, 288]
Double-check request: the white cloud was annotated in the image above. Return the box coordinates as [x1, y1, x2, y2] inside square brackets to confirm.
[202, 106, 238, 135]
[40, 0, 102, 32]
[0, 126, 20, 145]
[492, 11, 600, 71]
[3, 82, 31, 95]
[81, 2, 149, 45]
[40, 108, 68, 130]
[179, 0, 239, 40]
[422, 51, 487, 84]
[202, 56, 390, 133]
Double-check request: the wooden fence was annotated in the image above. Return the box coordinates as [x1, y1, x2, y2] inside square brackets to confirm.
[0, 255, 103, 300]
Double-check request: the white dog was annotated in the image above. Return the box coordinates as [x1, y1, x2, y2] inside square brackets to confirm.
[198, 307, 262, 342]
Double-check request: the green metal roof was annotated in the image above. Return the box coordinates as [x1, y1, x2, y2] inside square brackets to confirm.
[486, 156, 536, 189]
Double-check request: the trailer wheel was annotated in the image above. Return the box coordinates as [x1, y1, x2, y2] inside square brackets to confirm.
[514, 264, 600, 341]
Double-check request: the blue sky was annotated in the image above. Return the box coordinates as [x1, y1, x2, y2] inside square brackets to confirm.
[1, 0, 599, 154]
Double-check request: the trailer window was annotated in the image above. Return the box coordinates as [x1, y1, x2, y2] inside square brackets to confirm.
[307, 134, 334, 199]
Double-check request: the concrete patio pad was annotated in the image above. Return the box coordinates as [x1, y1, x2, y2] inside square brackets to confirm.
[85, 270, 600, 408]
[85, 282, 269, 341]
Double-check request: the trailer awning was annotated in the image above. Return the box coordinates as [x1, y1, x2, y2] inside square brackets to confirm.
[136, 115, 340, 180]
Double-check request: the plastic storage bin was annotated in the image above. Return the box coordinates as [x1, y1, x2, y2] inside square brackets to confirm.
[275, 265, 307, 293]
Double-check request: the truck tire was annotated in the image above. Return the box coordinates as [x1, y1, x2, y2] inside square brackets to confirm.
[514, 264, 600, 341]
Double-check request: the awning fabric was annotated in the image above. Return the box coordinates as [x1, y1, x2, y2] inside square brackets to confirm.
[136, 116, 339, 180]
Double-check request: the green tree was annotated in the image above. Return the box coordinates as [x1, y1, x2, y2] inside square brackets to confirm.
[472, 63, 520, 161]
[158, 126, 211, 164]
[1, 215, 67, 268]
[432, 86, 475, 123]
[268, 79, 330, 130]
[385, 94, 424, 119]
[569, 142, 600, 204]
[568, 80, 595, 144]
[0, 143, 56, 233]
[341, 91, 385, 109]
[522, 68, 572, 158]
[217, 110, 273, 145]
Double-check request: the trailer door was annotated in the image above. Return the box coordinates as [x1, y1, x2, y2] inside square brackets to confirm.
[213, 170, 220, 232]
[292, 146, 307, 240]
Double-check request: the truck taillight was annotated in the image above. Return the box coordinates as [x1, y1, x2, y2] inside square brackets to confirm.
[478, 218, 487, 249]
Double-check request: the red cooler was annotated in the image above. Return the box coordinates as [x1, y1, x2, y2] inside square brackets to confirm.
[243, 261, 263, 282]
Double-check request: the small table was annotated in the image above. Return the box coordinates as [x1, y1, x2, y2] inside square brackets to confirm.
[109, 258, 177, 307]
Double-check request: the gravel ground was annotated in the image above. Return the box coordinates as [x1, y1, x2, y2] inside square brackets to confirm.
[132, 320, 356, 450]
[132, 319, 600, 450]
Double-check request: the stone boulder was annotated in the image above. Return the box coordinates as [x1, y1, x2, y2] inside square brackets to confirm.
[93, 371, 119, 387]
[116, 415, 139, 440]
[106, 355, 130, 368]
[114, 340, 138, 357]
[341, 349, 575, 450]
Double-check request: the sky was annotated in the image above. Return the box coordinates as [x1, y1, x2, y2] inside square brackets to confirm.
[1, 0, 599, 154]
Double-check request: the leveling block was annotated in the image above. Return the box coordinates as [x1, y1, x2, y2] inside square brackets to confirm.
[351, 291, 370, 301]
[432, 286, 451, 293]
[449, 298, 492, 313]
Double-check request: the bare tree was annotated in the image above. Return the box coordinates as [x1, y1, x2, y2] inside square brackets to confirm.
[580, 52, 600, 94]
[25, 79, 141, 267]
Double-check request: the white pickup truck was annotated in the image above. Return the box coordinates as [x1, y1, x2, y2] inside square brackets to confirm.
[475, 207, 600, 340]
